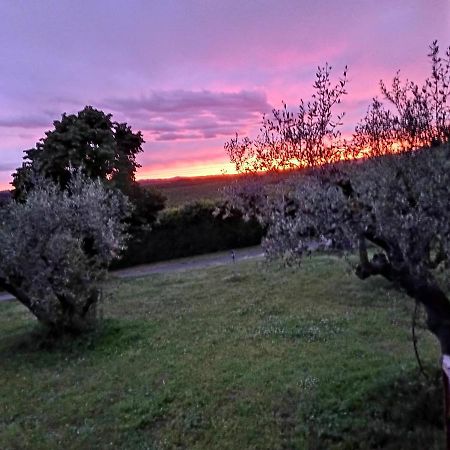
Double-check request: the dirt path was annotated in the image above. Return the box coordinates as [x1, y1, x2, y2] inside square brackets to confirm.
[0, 246, 264, 302]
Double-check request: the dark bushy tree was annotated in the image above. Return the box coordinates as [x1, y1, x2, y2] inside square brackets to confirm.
[124, 182, 166, 229]
[0, 191, 11, 209]
[12, 106, 141, 197]
[12, 106, 165, 225]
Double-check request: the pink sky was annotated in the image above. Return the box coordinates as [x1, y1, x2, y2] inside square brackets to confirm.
[0, 0, 449, 189]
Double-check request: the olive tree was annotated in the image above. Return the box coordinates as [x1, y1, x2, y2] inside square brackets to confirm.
[225, 63, 349, 173]
[225, 42, 450, 353]
[353, 41, 450, 158]
[0, 172, 130, 334]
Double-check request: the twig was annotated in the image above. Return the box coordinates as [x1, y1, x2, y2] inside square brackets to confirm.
[412, 300, 429, 380]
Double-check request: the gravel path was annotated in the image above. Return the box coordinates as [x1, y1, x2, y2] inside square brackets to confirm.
[113, 246, 263, 278]
[0, 246, 264, 303]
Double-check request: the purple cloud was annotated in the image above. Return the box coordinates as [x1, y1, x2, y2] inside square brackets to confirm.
[0, 163, 16, 172]
[104, 89, 271, 141]
[154, 132, 202, 141]
[0, 0, 448, 189]
[0, 114, 56, 129]
[108, 90, 269, 114]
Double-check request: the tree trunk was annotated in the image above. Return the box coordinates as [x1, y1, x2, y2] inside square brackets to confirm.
[409, 280, 450, 355]
[355, 246, 450, 353]
[0, 276, 99, 334]
[356, 256, 450, 445]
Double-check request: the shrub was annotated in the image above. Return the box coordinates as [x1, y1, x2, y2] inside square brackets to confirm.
[0, 173, 130, 334]
[113, 200, 263, 268]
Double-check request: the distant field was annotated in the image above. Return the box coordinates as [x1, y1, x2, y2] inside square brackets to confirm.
[140, 174, 243, 207]
[0, 256, 443, 449]
[1, 172, 282, 209]
[140, 172, 294, 207]
[0, 175, 237, 209]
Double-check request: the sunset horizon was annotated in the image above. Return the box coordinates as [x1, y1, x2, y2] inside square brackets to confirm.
[2, 3, 450, 448]
[1, 1, 449, 191]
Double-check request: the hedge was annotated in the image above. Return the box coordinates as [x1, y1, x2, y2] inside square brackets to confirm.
[112, 200, 263, 268]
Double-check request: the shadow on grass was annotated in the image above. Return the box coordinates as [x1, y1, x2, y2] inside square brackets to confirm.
[302, 365, 444, 450]
[0, 319, 151, 369]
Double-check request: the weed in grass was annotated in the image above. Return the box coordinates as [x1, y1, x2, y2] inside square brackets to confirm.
[222, 271, 247, 283]
[253, 315, 348, 342]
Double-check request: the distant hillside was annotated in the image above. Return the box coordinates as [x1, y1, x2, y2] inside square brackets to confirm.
[139, 174, 243, 207]
[139, 170, 305, 208]
[0, 175, 240, 209]
[0, 171, 289, 209]
[0, 158, 365, 210]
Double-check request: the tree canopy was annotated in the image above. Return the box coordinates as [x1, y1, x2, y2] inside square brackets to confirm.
[0, 172, 130, 333]
[225, 41, 450, 353]
[12, 106, 143, 198]
[11, 106, 165, 226]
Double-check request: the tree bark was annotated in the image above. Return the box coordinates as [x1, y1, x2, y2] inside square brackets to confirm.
[0, 276, 52, 327]
[0, 276, 97, 334]
[356, 240, 450, 354]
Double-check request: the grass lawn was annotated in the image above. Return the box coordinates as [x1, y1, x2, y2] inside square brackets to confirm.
[0, 256, 444, 449]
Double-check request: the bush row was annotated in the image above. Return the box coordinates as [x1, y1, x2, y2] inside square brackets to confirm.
[112, 200, 263, 268]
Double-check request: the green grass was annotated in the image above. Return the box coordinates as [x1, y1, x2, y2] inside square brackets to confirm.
[0, 256, 444, 449]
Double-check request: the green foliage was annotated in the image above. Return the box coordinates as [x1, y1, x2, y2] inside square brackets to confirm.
[225, 42, 450, 354]
[11, 105, 165, 226]
[12, 106, 143, 198]
[0, 172, 130, 333]
[125, 184, 166, 230]
[0, 256, 442, 449]
[114, 200, 263, 268]
[0, 191, 11, 209]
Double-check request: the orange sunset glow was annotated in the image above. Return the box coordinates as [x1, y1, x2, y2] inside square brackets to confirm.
[1, 4, 450, 448]
[136, 159, 238, 180]
[0, 2, 448, 191]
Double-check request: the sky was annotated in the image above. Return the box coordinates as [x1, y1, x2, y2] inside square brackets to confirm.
[0, 0, 449, 190]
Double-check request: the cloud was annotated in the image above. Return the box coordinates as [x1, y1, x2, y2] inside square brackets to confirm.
[104, 89, 272, 141]
[154, 132, 202, 141]
[109, 90, 270, 114]
[0, 114, 54, 129]
[0, 162, 17, 172]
